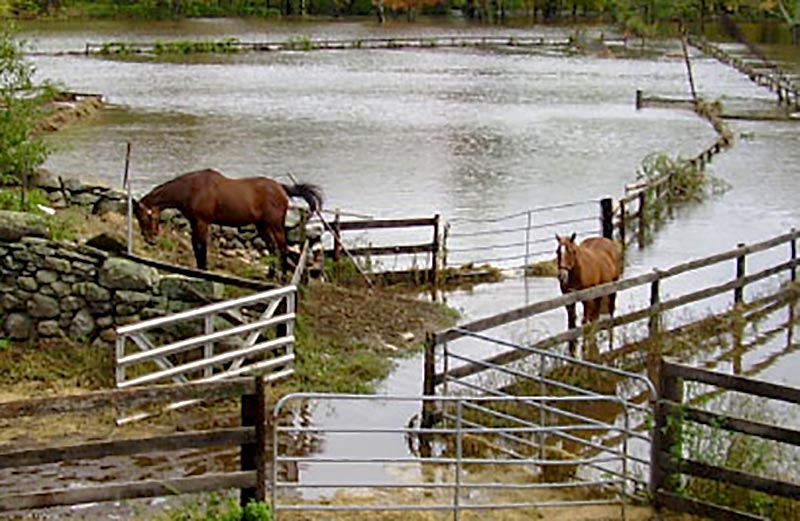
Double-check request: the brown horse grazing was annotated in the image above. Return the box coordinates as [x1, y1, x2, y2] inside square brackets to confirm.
[133, 168, 323, 273]
[555, 233, 623, 355]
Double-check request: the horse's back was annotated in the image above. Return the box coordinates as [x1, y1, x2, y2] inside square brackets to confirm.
[581, 237, 623, 280]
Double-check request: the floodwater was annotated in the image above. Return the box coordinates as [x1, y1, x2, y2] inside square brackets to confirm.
[7, 17, 800, 515]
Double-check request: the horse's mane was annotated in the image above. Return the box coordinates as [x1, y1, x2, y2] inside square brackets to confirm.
[141, 169, 217, 204]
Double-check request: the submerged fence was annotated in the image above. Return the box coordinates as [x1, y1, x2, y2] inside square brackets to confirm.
[424, 228, 800, 490]
[653, 360, 800, 520]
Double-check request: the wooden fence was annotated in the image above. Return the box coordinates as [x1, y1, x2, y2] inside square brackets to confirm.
[652, 359, 800, 520]
[84, 35, 577, 56]
[619, 96, 733, 248]
[326, 214, 440, 285]
[687, 34, 799, 109]
[0, 377, 269, 513]
[424, 228, 800, 406]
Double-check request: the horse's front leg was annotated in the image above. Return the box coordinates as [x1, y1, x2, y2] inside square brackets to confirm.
[190, 221, 209, 270]
[565, 302, 577, 356]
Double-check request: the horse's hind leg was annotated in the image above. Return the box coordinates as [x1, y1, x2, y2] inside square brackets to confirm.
[190, 220, 209, 270]
[259, 222, 289, 277]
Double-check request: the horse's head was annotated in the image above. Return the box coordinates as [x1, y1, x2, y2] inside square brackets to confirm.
[133, 200, 161, 245]
[555, 233, 578, 285]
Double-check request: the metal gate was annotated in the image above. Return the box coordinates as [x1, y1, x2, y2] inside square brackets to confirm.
[270, 393, 632, 520]
[114, 284, 296, 421]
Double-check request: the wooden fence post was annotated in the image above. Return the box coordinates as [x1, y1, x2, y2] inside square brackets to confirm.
[332, 210, 341, 262]
[619, 200, 626, 247]
[600, 198, 614, 239]
[635, 89, 643, 110]
[240, 376, 268, 507]
[431, 214, 440, 286]
[791, 228, 797, 283]
[649, 273, 661, 337]
[651, 358, 684, 503]
[637, 191, 647, 247]
[421, 334, 436, 429]
[734, 243, 746, 305]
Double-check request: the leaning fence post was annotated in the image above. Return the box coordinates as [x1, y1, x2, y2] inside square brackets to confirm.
[734, 243, 746, 305]
[600, 198, 614, 239]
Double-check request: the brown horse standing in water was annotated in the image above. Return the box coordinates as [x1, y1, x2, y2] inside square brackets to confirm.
[133, 169, 323, 273]
[555, 233, 623, 356]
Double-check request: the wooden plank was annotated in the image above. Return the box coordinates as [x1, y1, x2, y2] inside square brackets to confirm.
[0, 378, 254, 419]
[332, 243, 434, 257]
[658, 451, 800, 499]
[656, 491, 766, 521]
[664, 403, 800, 447]
[663, 362, 800, 405]
[0, 471, 256, 512]
[121, 252, 275, 291]
[336, 217, 437, 230]
[0, 427, 253, 469]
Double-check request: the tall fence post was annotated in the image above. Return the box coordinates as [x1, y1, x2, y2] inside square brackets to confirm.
[734, 243, 746, 305]
[421, 334, 436, 429]
[635, 88, 643, 110]
[791, 228, 797, 283]
[241, 376, 268, 507]
[651, 358, 683, 504]
[619, 200, 626, 246]
[600, 197, 614, 239]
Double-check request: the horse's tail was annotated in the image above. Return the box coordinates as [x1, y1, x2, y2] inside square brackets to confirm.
[282, 183, 324, 214]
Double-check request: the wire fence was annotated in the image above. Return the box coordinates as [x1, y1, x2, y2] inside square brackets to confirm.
[444, 199, 601, 271]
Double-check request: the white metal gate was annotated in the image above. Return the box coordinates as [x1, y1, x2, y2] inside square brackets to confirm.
[114, 285, 296, 420]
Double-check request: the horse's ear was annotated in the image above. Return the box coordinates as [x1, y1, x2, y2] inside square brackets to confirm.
[569, 232, 577, 242]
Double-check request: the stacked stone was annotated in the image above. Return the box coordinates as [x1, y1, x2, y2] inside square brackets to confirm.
[35, 169, 127, 215]
[0, 210, 224, 345]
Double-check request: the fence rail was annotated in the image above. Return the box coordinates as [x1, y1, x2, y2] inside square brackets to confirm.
[653, 360, 800, 520]
[0, 377, 267, 513]
[84, 35, 578, 55]
[325, 214, 440, 284]
[687, 35, 799, 109]
[115, 285, 296, 388]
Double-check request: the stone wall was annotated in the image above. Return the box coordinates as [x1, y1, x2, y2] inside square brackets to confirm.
[0, 211, 223, 345]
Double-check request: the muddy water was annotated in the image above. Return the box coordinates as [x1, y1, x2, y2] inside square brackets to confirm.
[10, 18, 800, 512]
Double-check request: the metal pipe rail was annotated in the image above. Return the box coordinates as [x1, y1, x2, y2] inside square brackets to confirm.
[272, 393, 630, 520]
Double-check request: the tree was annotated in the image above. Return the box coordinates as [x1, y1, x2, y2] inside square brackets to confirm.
[773, 0, 800, 43]
[0, 26, 51, 207]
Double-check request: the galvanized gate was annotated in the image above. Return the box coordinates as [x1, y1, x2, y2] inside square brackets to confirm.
[270, 393, 632, 520]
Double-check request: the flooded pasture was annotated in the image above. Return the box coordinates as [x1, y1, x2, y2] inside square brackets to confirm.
[4, 17, 800, 517]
